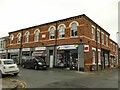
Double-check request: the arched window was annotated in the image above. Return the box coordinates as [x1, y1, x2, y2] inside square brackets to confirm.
[58, 24, 65, 38]
[10, 34, 14, 44]
[17, 33, 21, 44]
[25, 31, 29, 43]
[34, 29, 40, 42]
[69, 21, 78, 37]
[49, 26, 55, 39]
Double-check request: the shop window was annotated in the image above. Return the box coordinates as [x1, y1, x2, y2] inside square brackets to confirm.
[57, 54, 64, 66]
[57, 50, 78, 68]
[105, 54, 108, 65]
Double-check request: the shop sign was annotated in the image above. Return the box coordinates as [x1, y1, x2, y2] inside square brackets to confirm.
[84, 45, 89, 52]
[57, 45, 78, 50]
[22, 48, 30, 51]
[8, 49, 19, 53]
[35, 47, 46, 50]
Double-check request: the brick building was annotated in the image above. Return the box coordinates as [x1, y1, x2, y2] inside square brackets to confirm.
[5, 14, 119, 71]
[119, 48, 120, 68]
[0, 36, 7, 59]
[109, 39, 118, 68]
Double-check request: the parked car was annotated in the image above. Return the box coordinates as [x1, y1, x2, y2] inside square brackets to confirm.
[21, 56, 48, 70]
[0, 59, 19, 76]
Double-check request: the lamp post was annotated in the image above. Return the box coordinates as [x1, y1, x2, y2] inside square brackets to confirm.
[116, 32, 119, 47]
[116, 32, 120, 67]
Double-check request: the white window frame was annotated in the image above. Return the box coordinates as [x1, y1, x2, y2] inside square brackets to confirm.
[34, 29, 40, 42]
[97, 29, 100, 43]
[48, 26, 56, 40]
[92, 25, 95, 40]
[101, 32, 104, 45]
[69, 21, 79, 37]
[92, 47, 96, 65]
[17, 33, 21, 44]
[92, 50, 96, 65]
[113, 43, 115, 51]
[10, 34, 14, 44]
[25, 31, 30, 43]
[106, 35, 108, 46]
[58, 24, 66, 38]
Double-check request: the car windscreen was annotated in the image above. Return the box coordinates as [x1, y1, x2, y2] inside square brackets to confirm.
[35, 57, 45, 63]
[3, 60, 15, 65]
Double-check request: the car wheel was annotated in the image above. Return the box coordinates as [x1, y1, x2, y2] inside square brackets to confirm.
[0, 70, 3, 78]
[14, 73, 18, 76]
[34, 65, 38, 70]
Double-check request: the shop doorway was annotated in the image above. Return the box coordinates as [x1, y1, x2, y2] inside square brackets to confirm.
[49, 50, 54, 68]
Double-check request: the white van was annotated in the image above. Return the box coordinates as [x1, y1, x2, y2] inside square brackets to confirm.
[0, 59, 19, 76]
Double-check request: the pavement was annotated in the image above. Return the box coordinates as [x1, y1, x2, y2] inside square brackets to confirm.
[0, 79, 17, 90]
[0, 78, 26, 90]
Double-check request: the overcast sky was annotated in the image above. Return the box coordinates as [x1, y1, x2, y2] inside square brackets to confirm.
[0, 0, 119, 42]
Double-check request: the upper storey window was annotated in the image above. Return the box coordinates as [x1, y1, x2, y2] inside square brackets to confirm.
[17, 33, 21, 44]
[97, 29, 100, 43]
[34, 29, 40, 42]
[58, 24, 65, 38]
[106, 35, 108, 46]
[92, 25, 95, 40]
[49, 26, 55, 39]
[101, 32, 104, 45]
[70, 21, 78, 37]
[10, 34, 14, 44]
[25, 31, 30, 43]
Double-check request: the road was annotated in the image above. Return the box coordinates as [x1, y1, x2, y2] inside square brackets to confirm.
[3, 67, 119, 89]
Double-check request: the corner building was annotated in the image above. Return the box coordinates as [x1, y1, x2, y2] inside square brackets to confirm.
[6, 14, 118, 71]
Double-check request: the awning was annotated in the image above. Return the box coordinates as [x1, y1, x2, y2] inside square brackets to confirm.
[32, 51, 47, 57]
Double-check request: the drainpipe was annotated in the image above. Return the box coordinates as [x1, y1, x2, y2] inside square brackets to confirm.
[54, 21, 58, 66]
[19, 30, 23, 65]
[95, 25, 98, 71]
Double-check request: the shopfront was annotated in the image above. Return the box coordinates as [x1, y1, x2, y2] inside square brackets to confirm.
[32, 47, 47, 61]
[102, 49, 110, 69]
[22, 48, 31, 56]
[0, 50, 6, 59]
[56, 45, 78, 68]
[8, 49, 19, 64]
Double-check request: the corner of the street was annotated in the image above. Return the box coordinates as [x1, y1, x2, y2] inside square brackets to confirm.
[1, 79, 18, 90]
[1, 78, 26, 90]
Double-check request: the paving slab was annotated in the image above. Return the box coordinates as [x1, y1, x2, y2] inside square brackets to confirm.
[0, 79, 17, 90]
